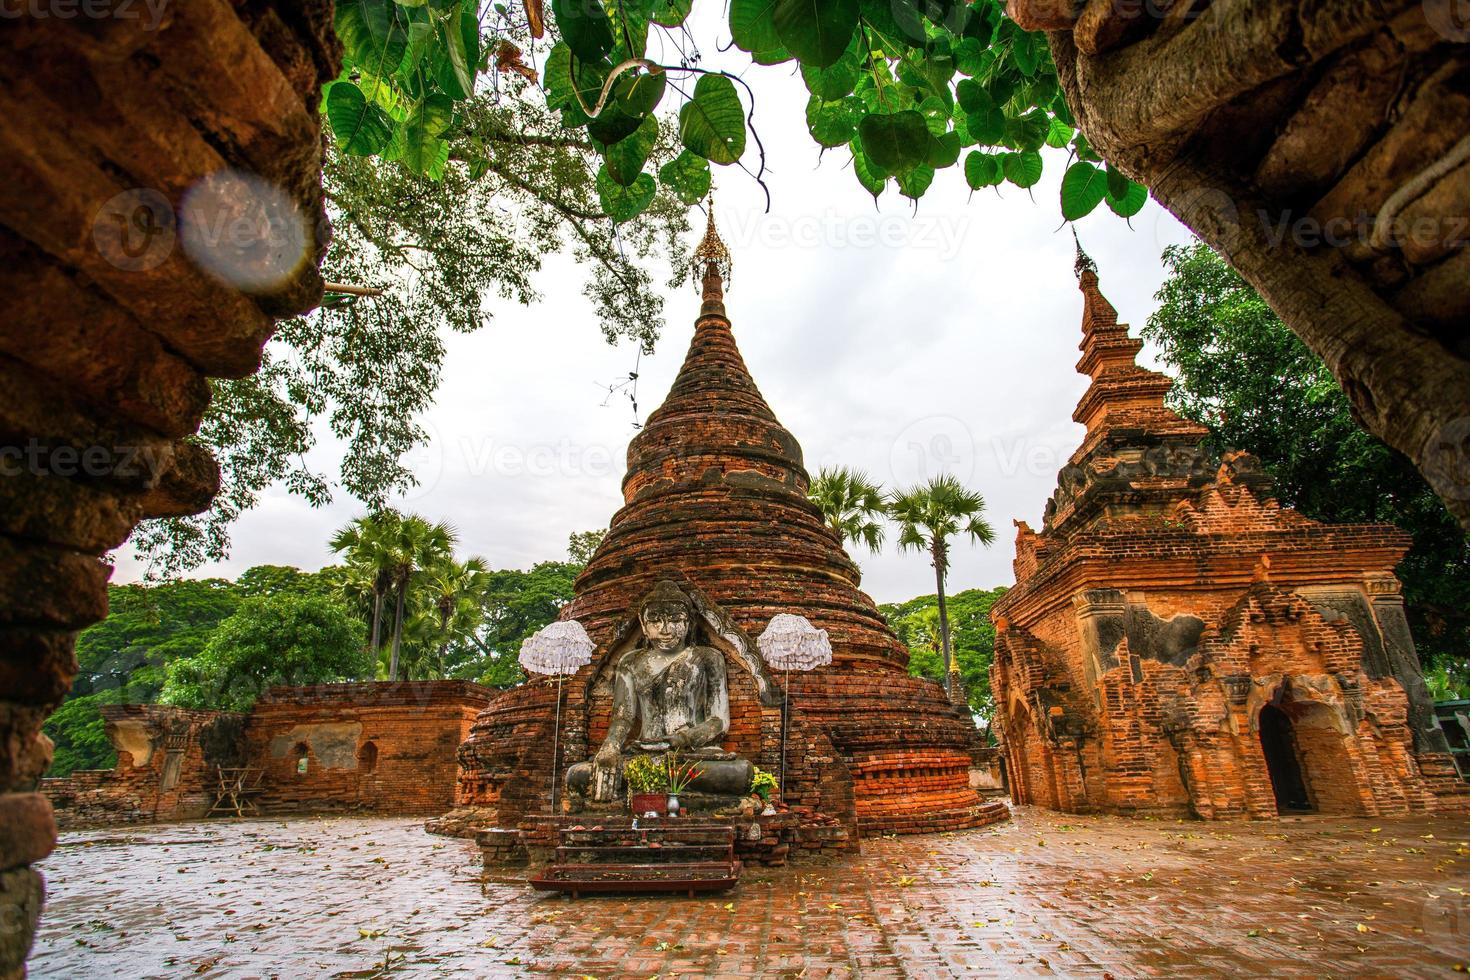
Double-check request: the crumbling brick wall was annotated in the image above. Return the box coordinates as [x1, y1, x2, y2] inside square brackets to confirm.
[41, 705, 244, 829]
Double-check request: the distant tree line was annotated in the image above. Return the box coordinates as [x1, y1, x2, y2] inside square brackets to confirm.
[44, 527, 603, 777]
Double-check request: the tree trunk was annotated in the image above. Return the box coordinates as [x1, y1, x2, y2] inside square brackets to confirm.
[1147, 154, 1470, 533]
[369, 591, 383, 653]
[933, 538, 954, 697]
[389, 584, 405, 681]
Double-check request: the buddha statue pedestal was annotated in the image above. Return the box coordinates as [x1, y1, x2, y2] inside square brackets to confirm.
[566, 750, 755, 814]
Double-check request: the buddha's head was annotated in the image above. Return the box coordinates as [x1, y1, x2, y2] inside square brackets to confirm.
[639, 580, 693, 653]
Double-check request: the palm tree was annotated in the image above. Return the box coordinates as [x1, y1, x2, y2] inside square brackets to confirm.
[382, 516, 457, 681]
[888, 474, 996, 698]
[808, 466, 887, 554]
[422, 556, 491, 677]
[329, 510, 401, 656]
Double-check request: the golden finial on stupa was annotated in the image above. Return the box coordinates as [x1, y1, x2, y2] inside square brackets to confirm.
[691, 191, 732, 298]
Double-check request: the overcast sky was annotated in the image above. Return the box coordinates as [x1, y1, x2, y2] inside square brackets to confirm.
[111, 17, 1196, 604]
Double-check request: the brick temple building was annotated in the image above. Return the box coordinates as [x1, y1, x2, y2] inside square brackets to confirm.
[443, 211, 1002, 846]
[989, 255, 1467, 820]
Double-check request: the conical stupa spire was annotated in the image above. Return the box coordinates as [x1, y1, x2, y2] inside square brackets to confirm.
[1068, 255, 1207, 443]
[691, 193, 732, 317]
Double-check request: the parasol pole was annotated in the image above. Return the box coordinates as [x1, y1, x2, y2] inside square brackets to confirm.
[781, 664, 791, 804]
[551, 672, 564, 814]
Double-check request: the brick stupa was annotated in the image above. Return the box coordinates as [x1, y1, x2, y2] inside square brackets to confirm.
[990, 252, 1466, 819]
[447, 207, 1002, 842]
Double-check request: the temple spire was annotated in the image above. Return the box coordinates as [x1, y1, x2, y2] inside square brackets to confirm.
[691, 192, 732, 318]
[1069, 255, 1207, 444]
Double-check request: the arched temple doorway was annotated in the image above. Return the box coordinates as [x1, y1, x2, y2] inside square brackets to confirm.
[1259, 704, 1311, 813]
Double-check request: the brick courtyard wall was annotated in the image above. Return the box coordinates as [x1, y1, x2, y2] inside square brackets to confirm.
[991, 264, 1462, 822]
[246, 681, 493, 816]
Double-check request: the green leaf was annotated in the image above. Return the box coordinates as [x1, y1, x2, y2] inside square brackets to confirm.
[926, 131, 961, 169]
[587, 105, 643, 146]
[897, 162, 934, 200]
[917, 96, 951, 137]
[772, 0, 859, 69]
[1106, 173, 1148, 218]
[653, 0, 692, 27]
[1045, 116, 1074, 149]
[678, 74, 747, 165]
[857, 0, 902, 42]
[857, 109, 929, 175]
[658, 150, 711, 205]
[806, 95, 863, 148]
[596, 166, 656, 222]
[953, 36, 985, 76]
[602, 115, 659, 187]
[964, 150, 1002, 189]
[552, 0, 614, 61]
[1004, 109, 1049, 152]
[395, 127, 450, 178]
[849, 141, 887, 198]
[730, 0, 781, 53]
[408, 92, 455, 137]
[1051, 91, 1076, 127]
[1004, 149, 1043, 188]
[955, 79, 991, 115]
[751, 45, 794, 65]
[987, 73, 1016, 109]
[801, 48, 859, 100]
[966, 105, 1006, 145]
[326, 81, 394, 155]
[607, 1, 649, 62]
[1061, 161, 1108, 220]
[1106, 163, 1131, 200]
[432, 5, 478, 100]
[1011, 30, 1041, 77]
[335, 0, 408, 78]
[614, 69, 667, 119]
[548, 49, 609, 127]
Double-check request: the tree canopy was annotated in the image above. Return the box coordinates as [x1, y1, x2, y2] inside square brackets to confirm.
[134, 37, 689, 576]
[808, 466, 887, 554]
[1144, 242, 1470, 677]
[159, 595, 370, 713]
[882, 586, 1007, 722]
[323, 0, 1144, 219]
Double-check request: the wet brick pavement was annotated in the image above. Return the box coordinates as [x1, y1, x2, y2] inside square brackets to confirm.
[29, 806, 1470, 978]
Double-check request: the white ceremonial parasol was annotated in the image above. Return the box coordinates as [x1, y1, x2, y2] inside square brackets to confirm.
[757, 614, 833, 803]
[519, 620, 595, 813]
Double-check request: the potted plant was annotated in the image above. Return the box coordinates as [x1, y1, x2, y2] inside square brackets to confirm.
[664, 752, 704, 817]
[624, 755, 669, 817]
[750, 767, 779, 815]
